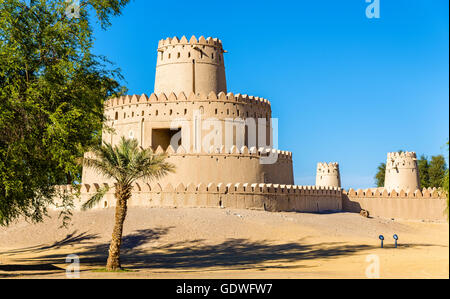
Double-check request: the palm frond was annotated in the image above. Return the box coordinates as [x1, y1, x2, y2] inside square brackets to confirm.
[81, 185, 110, 211]
[83, 136, 175, 190]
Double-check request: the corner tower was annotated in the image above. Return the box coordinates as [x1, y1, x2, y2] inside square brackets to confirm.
[384, 151, 420, 192]
[316, 162, 341, 188]
[154, 36, 227, 95]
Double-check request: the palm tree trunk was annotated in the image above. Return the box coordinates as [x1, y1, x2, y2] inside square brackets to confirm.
[106, 184, 132, 271]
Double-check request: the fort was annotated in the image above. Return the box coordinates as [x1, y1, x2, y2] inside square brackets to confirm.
[58, 36, 447, 222]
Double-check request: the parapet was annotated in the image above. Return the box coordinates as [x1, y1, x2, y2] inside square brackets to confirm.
[104, 92, 271, 109]
[148, 144, 293, 160]
[387, 151, 417, 159]
[157, 36, 223, 50]
[342, 187, 446, 199]
[74, 182, 342, 196]
[316, 162, 340, 174]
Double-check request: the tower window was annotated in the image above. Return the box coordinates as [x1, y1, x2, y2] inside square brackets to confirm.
[155, 110, 158, 116]
[188, 52, 191, 58]
[168, 53, 171, 59]
[212, 53, 214, 59]
[115, 112, 118, 120]
[177, 52, 180, 58]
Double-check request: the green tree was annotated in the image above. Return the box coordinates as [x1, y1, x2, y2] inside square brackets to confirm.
[0, 0, 129, 226]
[417, 155, 430, 188]
[375, 162, 386, 187]
[82, 137, 175, 271]
[428, 155, 447, 188]
[443, 142, 449, 220]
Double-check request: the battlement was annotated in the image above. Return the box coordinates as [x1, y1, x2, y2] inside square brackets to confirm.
[343, 187, 446, 199]
[316, 162, 339, 174]
[386, 151, 418, 170]
[148, 144, 292, 160]
[55, 181, 342, 213]
[72, 182, 341, 195]
[387, 151, 417, 159]
[104, 92, 271, 109]
[157, 36, 223, 50]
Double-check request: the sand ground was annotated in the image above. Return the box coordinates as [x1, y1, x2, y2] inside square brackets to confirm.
[0, 207, 448, 279]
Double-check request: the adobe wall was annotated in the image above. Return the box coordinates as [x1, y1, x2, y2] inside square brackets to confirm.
[55, 183, 342, 213]
[82, 145, 294, 186]
[102, 92, 272, 150]
[342, 188, 448, 221]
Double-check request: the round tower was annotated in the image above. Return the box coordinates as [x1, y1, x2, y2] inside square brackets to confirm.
[316, 162, 341, 188]
[154, 35, 227, 96]
[384, 151, 420, 192]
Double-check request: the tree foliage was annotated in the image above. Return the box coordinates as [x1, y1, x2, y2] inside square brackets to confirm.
[417, 155, 429, 188]
[0, 0, 129, 226]
[375, 162, 386, 187]
[442, 142, 449, 220]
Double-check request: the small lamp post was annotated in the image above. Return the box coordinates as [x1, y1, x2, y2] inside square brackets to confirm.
[379, 235, 384, 248]
[393, 234, 398, 248]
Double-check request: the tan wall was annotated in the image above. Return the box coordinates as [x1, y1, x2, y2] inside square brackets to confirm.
[84, 92, 288, 186]
[54, 183, 342, 213]
[342, 188, 448, 221]
[82, 147, 294, 186]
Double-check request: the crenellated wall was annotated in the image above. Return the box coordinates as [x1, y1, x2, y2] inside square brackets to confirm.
[342, 187, 447, 221]
[54, 183, 447, 221]
[55, 183, 342, 213]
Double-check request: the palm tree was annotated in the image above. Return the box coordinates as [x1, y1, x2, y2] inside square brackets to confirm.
[82, 137, 175, 271]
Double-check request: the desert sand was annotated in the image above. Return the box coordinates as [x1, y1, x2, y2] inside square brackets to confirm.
[0, 207, 448, 279]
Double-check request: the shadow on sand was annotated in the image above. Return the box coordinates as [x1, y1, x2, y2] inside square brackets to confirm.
[0, 226, 443, 278]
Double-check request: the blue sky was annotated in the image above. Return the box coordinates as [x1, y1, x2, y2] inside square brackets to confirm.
[92, 0, 449, 189]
